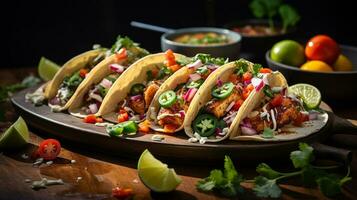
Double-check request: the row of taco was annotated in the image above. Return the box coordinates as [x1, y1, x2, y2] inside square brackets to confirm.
[37, 36, 326, 143]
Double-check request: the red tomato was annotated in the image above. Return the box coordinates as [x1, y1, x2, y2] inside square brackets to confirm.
[305, 35, 340, 64]
[112, 187, 133, 199]
[169, 64, 181, 72]
[38, 139, 61, 160]
[117, 111, 129, 123]
[116, 48, 128, 61]
[138, 120, 150, 133]
[83, 114, 97, 124]
[242, 72, 252, 82]
[270, 94, 283, 107]
[165, 49, 176, 66]
[259, 68, 272, 73]
[242, 89, 250, 100]
[79, 69, 88, 78]
[233, 99, 244, 110]
[246, 84, 254, 91]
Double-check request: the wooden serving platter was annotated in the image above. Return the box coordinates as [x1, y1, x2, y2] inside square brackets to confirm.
[11, 86, 335, 163]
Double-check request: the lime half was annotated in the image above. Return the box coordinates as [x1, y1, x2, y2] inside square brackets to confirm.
[0, 117, 29, 149]
[138, 149, 182, 192]
[289, 83, 321, 109]
[38, 57, 60, 81]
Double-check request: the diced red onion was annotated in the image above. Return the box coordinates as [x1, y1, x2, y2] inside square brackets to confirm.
[308, 112, 318, 120]
[244, 80, 251, 86]
[139, 114, 146, 120]
[187, 60, 203, 69]
[241, 126, 257, 135]
[183, 88, 198, 102]
[49, 97, 61, 105]
[251, 77, 265, 91]
[262, 73, 269, 85]
[130, 95, 142, 101]
[179, 110, 185, 118]
[225, 101, 235, 112]
[281, 87, 287, 96]
[109, 64, 125, 73]
[240, 118, 252, 128]
[189, 73, 201, 81]
[88, 103, 98, 114]
[216, 79, 223, 87]
[215, 128, 225, 136]
[207, 64, 219, 70]
[100, 78, 112, 89]
[235, 83, 243, 91]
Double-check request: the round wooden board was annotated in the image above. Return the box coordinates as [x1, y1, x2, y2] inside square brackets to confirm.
[11, 86, 333, 163]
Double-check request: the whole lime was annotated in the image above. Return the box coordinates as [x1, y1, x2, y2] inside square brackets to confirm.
[270, 40, 305, 67]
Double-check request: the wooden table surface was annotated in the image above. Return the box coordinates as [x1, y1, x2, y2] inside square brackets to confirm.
[1, 68, 357, 200]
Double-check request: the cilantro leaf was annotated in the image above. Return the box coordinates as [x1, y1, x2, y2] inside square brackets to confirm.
[193, 54, 228, 66]
[252, 63, 262, 76]
[253, 176, 282, 198]
[279, 4, 301, 32]
[290, 143, 314, 169]
[263, 85, 274, 98]
[316, 174, 345, 197]
[249, 0, 282, 28]
[256, 163, 281, 179]
[234, 60, 249, 75]
[262, 128, 274, 139]
[196, 156, 243, 197]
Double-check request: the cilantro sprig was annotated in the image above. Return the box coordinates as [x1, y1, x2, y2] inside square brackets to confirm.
[197, 143, 352, 198]
[196, 156, 244, 197]
[193, 54, 229, 66]
[249, 0, 301, 33]
[0, 75, 41, 103]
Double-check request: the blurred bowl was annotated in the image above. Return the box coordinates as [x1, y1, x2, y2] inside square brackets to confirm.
[266, 45, 357, 102]
[161, 27, 241, 60]
[225, 19, 297, 63]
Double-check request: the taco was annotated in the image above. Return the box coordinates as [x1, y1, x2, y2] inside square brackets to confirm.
[146, 54, 229, 133]
[183, 59, 275, 143]
[229, 72, 328, 141]
[45, 48, 107, 111]
[67, 36, 149, 117]
[96, 50, 189, 125]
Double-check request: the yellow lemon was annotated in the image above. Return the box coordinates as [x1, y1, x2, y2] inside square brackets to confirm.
[301, 60, 333, 72]
[333, 54, 353, 71]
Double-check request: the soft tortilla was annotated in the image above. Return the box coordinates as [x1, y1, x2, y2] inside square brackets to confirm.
[97, 53, 188, 122]
[229, 72, 328, 141]
[45, 49, 106, 111]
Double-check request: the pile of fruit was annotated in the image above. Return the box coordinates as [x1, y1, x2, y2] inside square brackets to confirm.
[270, 35, 353, 72]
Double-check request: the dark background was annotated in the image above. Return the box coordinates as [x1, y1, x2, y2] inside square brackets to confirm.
[1, 0, 355, 67]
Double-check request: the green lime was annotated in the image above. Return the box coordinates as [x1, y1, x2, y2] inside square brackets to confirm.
[0, 117, 29, 149]
[289, 84, 321, 109]
[138, 149, 181, 192]
[270, 40, 305, 67]
[38, 57, 60, 81]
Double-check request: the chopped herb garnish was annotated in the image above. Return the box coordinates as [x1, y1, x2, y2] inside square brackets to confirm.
[263, 85, 274, 98]
[234, 60, 249, 75]
[146, 70, 154, 81]
[0, 75, 41, 103]
[157, 67, 172, 80]
[252, 63, 263, 76]
[262, 127, 274, 138]
[193, 54, 228, 66]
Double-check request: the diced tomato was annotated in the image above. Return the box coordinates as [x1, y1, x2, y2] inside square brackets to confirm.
[95, 117, 103, 123]
[242, 89, 251, 100]
[163, 124, 177, 134]
[246, 84, 254, 91]
[165, 49, 177, 66]
[259, 68, 272, 73]
[37, 139, 61, 160]
[83, 114, 97, 124]
[138, 120, 150, 133]
[293, 112, 310, 126]
[270, 94, 283, 107]
[117, 109, 129, 123]
[79, 69, 88, 78]
[242, 72, 252, 82]
[169, 64, 181, 72]
[116, 48, 127, 61]
[112, 187, 133, 199]
[233, 99, 244, 110]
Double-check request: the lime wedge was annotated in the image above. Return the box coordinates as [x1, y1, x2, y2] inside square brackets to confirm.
[289, 83, 321, 109]
[0, 117, 29, 149]
[38, 57, 60, 81]
[138, 149, 182, 192]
